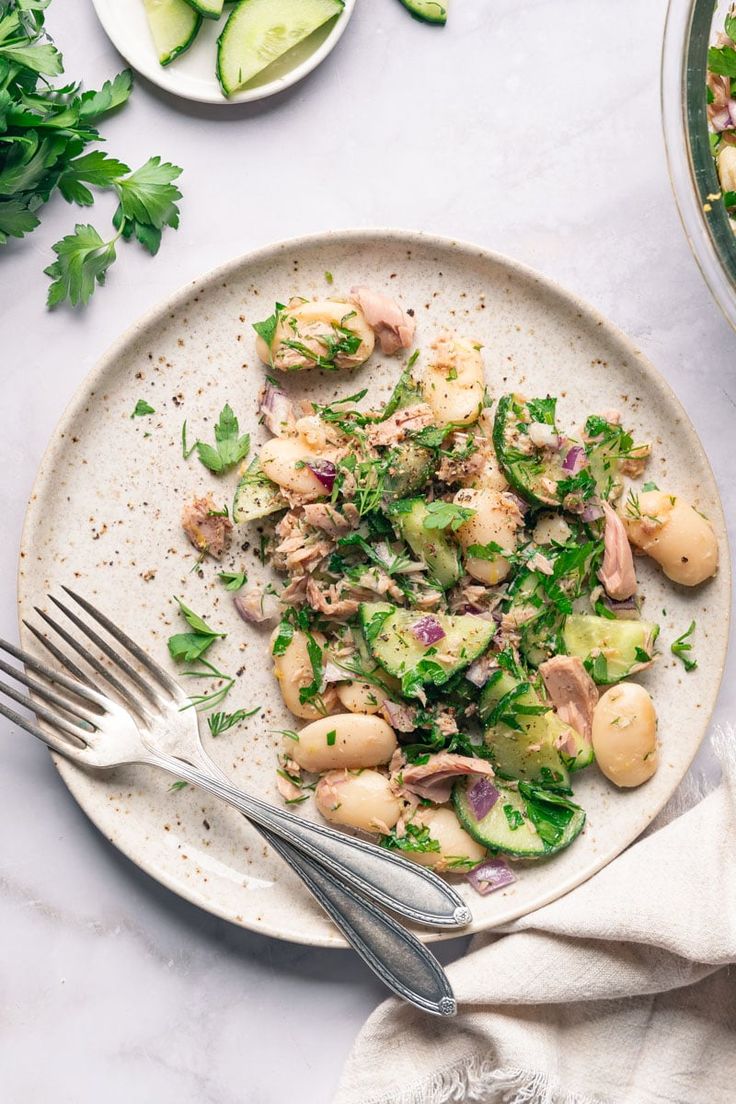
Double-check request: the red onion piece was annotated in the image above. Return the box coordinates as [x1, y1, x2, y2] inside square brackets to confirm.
[466, 775, 500, 820]
[234, 588, 280, 625]
[306, 459, 337, 492]
[562, 445, 585, 473]
[601, 594, 639, 620]
[505, 492, 530, 515]
[467, 858, 517, 896]
[581, 502, 604, 522]
[258, 383, 294, 437]
[411, 616, 446, 646]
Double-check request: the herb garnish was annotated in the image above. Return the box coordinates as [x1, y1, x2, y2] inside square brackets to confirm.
[131, 399, 155, 418]
[422, 500, 476, 531]
[167, 598, 225, 663]
[379, 823, 441, 855]
[218, 571, 248, 591]
[671, 621, 697, 672]
[207, 706, 261, 737]
[195, 404, 250, 474]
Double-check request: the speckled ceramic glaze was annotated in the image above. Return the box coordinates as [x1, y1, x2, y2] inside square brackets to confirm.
[18, 230, 730, 947]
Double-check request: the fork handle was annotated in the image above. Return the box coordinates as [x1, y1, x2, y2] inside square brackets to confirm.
[261, 828, 456, 1016]
[147, 752, 471, 930]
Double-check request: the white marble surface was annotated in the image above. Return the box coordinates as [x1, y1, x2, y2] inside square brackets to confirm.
[1, 0, 735, 1100]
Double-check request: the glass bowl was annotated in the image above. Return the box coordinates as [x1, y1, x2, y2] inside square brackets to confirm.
[662, 0, 736, 329]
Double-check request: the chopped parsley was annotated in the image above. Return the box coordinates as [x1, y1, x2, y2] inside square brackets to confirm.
[218, 570, 248, 591]
[379, 822, 441, 855]
[131, 399, 155, 418]
[422, 500, 476, 531]
[253, 302, 284, 347]
[671, 621, 697, 672]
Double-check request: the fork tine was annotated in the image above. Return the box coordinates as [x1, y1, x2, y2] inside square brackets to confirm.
[49, 595, 164, 709]
[0, 675, 90, 743]
[0, 654, 103, 727]
[32, 608, 149, 721]
[1, 633, 111, 711]
[22, 622, 95, 688]
[0, 697, 85, 759]
[61, 587, 185, 702]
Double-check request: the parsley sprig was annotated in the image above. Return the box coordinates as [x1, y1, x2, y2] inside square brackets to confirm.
[671, 621, 697, 672]
[194, 404, 250, 474]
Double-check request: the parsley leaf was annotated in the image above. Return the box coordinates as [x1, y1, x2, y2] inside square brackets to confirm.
[195, 404, 250, 474]
[253, 302, 285, 347]
[422, 500, 476, 532]
[167, 598, 225, 663]
[527, 396, 557, 425]
[708, 45, 736, 77]
[218, 571, 248, 591]
[131, 399, 155, 418]
[45, 224, 117, 308]
[272, 619, 295, 656]
[671, 621, 697, 672]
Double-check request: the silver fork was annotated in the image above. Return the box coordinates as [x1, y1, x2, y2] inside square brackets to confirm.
[1, 588, 472, 1015]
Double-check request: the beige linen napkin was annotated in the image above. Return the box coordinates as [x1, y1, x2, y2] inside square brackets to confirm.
[335, 728, 736, 1104]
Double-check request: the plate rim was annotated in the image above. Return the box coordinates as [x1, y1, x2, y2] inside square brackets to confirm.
[90, 0, 357, 106]
[18, 227, 732, 947]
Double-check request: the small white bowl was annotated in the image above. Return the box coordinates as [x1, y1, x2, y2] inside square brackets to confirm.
[91, 0, 356, 106]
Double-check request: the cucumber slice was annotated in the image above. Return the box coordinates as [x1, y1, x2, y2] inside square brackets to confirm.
[479, 669, 570, 789]
[382, 364, 424, 418]
[359, 602, 495, 695]
[217, 0, 344, 96]
[453, 778, 585, 858]
[493, 394, 569, 508]
[144, 0, 202, 65]
[398, 0, 447, 25]
[388, 498, 462, 589]
[561, 725, 595, 772]
[562, 614, 659, 685]
[383, 442, 434, 497]
[184, 0, 224, 18]
[232, 458, 287, 523]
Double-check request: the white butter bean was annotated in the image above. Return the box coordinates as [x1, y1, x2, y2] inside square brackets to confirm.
[453, 487, 522, 584]
[622, 490, 718, 586]
[260, 437, 328, 497]
[592, 682, 658, 788]
[256, 298, 374, 372]
[336, 680, 389, 715]
[406, 807, 486, 872]
[420, 331, 485, 426]
[315, 769, 401, 833]
[718, 146, 736, 193]
[289, 713, 398, 773]
[270, 628, 335, 721]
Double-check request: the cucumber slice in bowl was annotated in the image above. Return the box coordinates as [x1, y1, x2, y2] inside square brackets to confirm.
[217, 0, 345, 97]
[399, 0, 447, 25]
[143, 0, 202, 66]
[454, 778, 585, 858]
[184, 0, 224, 18]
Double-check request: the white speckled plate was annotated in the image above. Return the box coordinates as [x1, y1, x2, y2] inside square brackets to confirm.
[91, 0, 355, 105]
[18, 230, 730, 947]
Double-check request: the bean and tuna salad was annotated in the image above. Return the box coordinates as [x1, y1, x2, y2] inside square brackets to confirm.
[180, 286, 719, 894]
